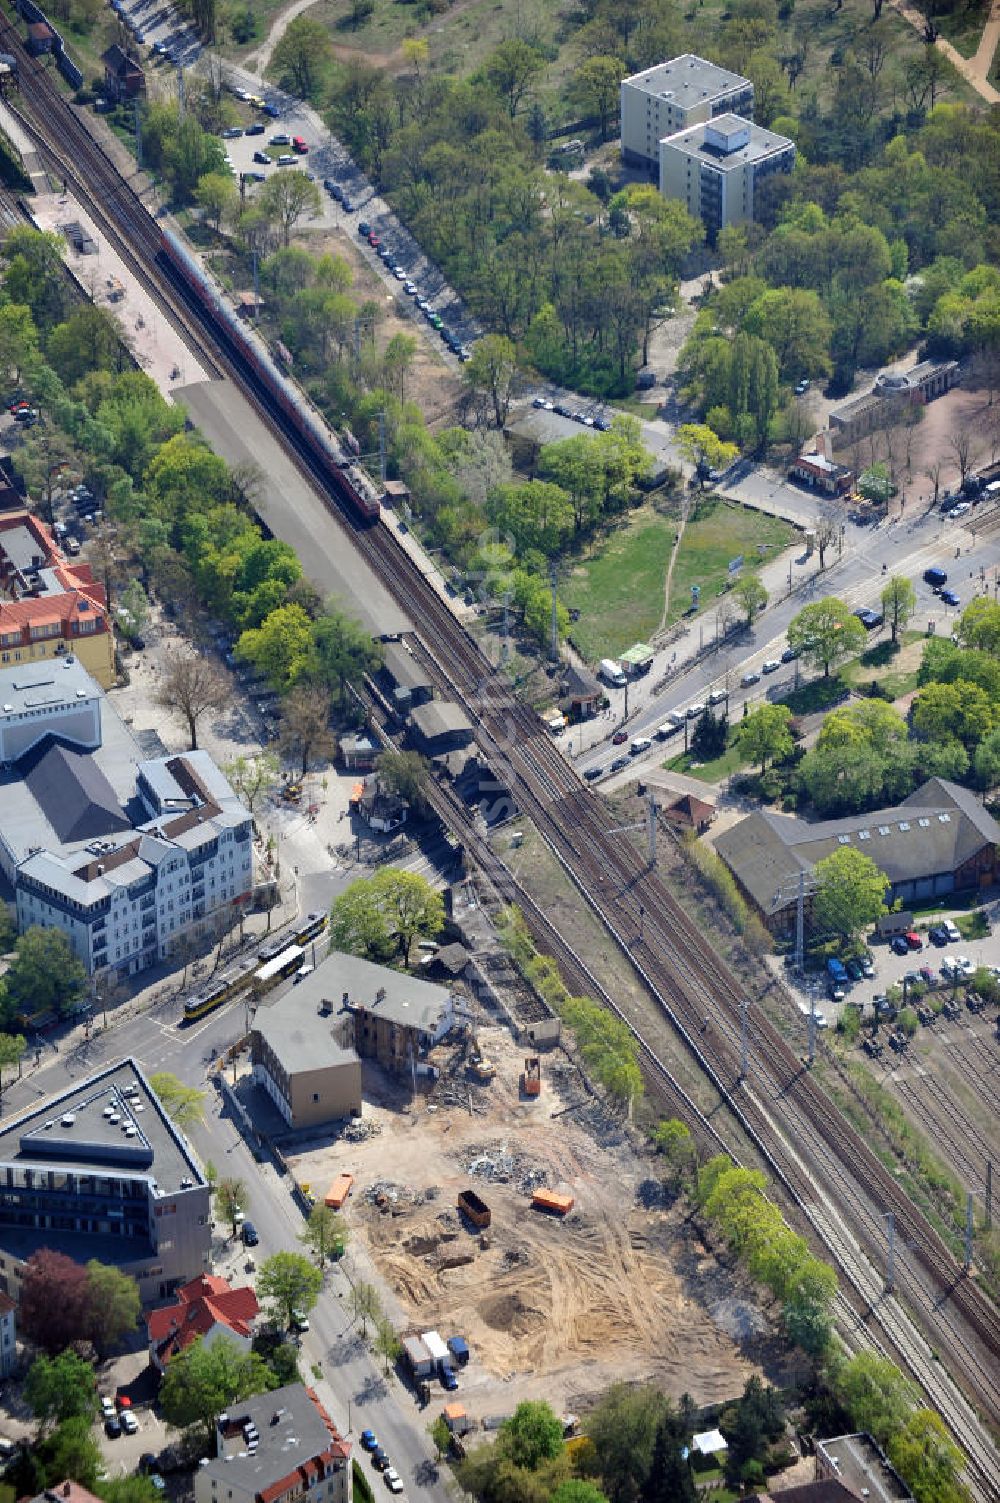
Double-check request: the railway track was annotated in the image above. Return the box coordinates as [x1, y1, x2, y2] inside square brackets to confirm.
[4, 36, 1000, 1490]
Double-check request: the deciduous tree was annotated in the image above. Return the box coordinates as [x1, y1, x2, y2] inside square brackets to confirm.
[271, 16, 333, 101]
[214, 1177, 249, 1239]
[26, 1351, 98, 1431]
[880, 575, 916, 643]
[259, 171, 323, 248]
[732, 572, 768, 625]
[299, 1202, 347, 1266]
[224, 752, 280, 813]
[570, 56, 627, 140]
[4, 927, 86, 1021]
[150, 1072, 206, 1130]
[463, 334, 517, 429]
[500, 1401, 564, 1469]
[736, 703, 793, 772]
[376, 750, 431, 816]
[155, 651, 230, 750]
[331, 868, 445, 966]
[812, 846, 889, 942]
[19, 1250, 92, 1353]
[787, 597, 865, 677]
[257, 1251, 323, 1328]
[238, 603, 315, 690]
[483, 38, 545, 118]
[278, 684, 336, 775]
[160, 1334, 274, 1445]
[85, 1261, 141, 1357]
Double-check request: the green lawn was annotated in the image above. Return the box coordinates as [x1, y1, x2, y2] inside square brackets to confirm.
[564, 499, 796, 664]
[665, 739, 745, 785]
[668, 499, 796, 629]
[563, 509, 676, 662]
[840, 632, 924, 700]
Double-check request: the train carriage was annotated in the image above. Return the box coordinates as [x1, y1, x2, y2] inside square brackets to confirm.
[158, 227, 380, 523]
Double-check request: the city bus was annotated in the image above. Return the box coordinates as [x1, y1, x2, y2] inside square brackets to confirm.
[252, 944, 305, 996]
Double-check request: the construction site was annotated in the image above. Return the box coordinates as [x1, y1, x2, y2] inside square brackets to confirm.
[285, 1015, 776, 1423]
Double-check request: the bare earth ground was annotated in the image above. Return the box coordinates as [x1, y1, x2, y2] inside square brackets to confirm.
[287, 1021, 772, 1421]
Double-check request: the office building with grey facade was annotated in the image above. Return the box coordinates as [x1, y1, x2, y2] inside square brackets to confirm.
[0, 1058, 211, 1304]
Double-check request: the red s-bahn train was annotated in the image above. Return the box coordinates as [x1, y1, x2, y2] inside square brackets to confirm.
[159, 226, 381, 523]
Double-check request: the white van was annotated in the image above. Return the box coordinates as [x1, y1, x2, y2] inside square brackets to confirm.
[630, 736, 652, 755]
[655, 721, 680, 741]
[599, 658, 627, 688]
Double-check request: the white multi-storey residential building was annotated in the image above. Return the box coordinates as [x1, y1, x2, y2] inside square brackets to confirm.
[620, 54, 754, 173]
[658, 114, 795, 237]
[0, 656, 252, 979]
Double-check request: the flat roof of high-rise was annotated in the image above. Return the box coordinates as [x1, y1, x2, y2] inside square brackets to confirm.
[0, 1057, 205, 1196]
[660, 114, 795, 170]
[623, 54, 749, 107]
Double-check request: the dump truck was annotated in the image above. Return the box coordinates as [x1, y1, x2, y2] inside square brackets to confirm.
[457, 1189, 491, 1228]
[522, 1057, 541, 1096]
[532, 1188, 575, 1215]
[324, 1173, 354, 1209]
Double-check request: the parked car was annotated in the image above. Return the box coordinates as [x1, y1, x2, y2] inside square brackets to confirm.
[940, 588, 961, 607]
[919, 965, 935, 984]
[221, 126, 242, 138]
[923, 566, 947, 589]
[384, 1470, 404, 1494]
[630, 737, 652, 755]
[292, 136, 308, 153]
[252, 150, 270, 164]
[611, 730, 628, 745]
[853, 607, 883, 630]
[928, 925, 948, 946]
[241, 1221, 258, 1246]
[707, 688, 728, 705]
[762, 659, 781, 674]
[794, 379, 811, 395]
[780, 646, 798, 663]
[904, 931, 923, 950]
[246, 122, 266, 136]
[942, 919, 961, 941]
[105, 1415, 122, 1439]
[610, 755, 629, 773]
[372, 1449, 390, 1471]
[890, 935, 909, 956]
[740, 670, 760, 687]
[686, 702, 705, 719]
[269, 132, 290, 145]
[361, 1431, 378, 1451]
[583, 765, 604, 781]
[845, 957, 864, 981]
[121, 1411, 139, 1436]
[277, 154, 297, 166]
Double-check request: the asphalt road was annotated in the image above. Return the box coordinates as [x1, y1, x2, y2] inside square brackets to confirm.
[579, 504, 1000, 786]
[2, 997, 453, 1503]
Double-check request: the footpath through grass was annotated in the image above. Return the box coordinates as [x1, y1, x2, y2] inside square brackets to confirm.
[564, 498, 797, 663]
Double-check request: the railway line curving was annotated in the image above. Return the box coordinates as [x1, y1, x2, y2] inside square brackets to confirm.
[3, 34, 999, 1494]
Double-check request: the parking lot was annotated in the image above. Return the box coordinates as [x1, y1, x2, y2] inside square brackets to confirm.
[777, 903, 1000, 1041]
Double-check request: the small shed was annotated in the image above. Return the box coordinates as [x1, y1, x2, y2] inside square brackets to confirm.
[444, 1402, 472, 1435]
[662, 792, 716, 834]
[383, 479, 411, 507]
[236, 290, 265, 320]
[620, 642, 654, 677]
[410, 700, 474, 756]
[340, 732, 379, 772]
[26, 21, 55, 54]
[561, 664, 602, 718]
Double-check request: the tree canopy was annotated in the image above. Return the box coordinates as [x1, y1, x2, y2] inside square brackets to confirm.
[330, 867, 445, 965]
